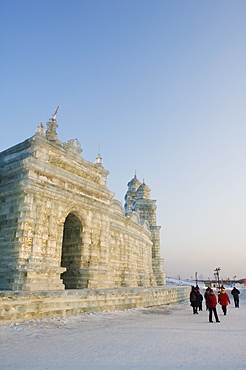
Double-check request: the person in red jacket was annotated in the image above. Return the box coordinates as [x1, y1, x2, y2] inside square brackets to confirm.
[218, 289, 230, 315]
[205, 289, 220, 323]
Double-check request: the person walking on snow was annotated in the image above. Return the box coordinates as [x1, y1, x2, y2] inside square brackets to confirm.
[205, 289, 220, 323]
[218, 289, 230, 315]
[195, 286, 203, 311]
[190, 286, 200, 314]
[204, 287, 210, 310]
[231, 287, 240, 308]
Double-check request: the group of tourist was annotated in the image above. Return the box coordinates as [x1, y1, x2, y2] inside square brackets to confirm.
[190, 285, 240, 323]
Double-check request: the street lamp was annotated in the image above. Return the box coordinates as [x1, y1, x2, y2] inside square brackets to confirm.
[214, 267, 221, 287]
[214, 273, 217, 287]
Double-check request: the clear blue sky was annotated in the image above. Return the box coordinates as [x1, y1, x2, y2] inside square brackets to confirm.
[1, 0, 246, 280]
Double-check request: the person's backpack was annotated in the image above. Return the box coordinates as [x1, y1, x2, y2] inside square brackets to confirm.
[191, 292, 196, 301]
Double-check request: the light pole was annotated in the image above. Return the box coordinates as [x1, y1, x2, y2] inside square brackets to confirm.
[214, 272, 216, 287]
[195, 272, 198, 286]
[214, 267, 221, 287]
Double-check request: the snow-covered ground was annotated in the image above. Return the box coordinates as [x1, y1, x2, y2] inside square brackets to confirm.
[0, 284, 245, 370]
[166, 277, 206, 287]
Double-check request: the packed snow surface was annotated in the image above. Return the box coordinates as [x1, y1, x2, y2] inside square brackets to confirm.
[0, 285, 245, 369]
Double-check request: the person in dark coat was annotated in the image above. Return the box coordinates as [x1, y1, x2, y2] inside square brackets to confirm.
[205, 288, 220, 323]
[195, 286, 203, 311]
[190, 286, 200, 314]
[218, 289, 230, 315]
[231, 287, 240, 307]
[204, 287, 210, 310]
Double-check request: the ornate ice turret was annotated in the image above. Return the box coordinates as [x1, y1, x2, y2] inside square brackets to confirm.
[124, 174, 141, 213]
[125, 177, 165, 285]
[133, 180, 156, 226]
[136, 180, 150, 200]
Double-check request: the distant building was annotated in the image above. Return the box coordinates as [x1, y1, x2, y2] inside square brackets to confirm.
[0, 113, 165, 291]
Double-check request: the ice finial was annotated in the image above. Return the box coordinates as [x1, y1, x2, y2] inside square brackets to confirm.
[95, 142, 103, 166]
[35, 122, 46, 136]
[52, 106, 60, 120]
[46, 107, 60, 142]
[95, 153, 103, 166]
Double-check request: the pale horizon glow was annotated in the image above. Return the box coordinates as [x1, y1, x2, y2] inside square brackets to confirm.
[0, 1, 245, 280]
